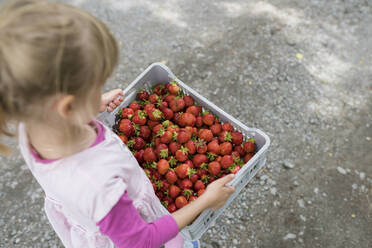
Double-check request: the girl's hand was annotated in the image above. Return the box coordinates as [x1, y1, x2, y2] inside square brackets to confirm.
[201, 174, 235, 210]
[100, 89, 124, 112]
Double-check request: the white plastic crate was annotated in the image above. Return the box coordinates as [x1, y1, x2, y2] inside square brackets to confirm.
[98, 62, 270, 241]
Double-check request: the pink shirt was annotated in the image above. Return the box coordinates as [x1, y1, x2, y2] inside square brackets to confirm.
[18, 121, 181, 248]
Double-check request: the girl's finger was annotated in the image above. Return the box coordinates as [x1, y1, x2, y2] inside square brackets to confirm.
[109, 102, 116, 109]
[107, 106, 113, 112]
[114, 99, 121, 106]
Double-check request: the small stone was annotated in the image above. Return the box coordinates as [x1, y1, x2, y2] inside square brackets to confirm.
[366, 137, 371, 141]
[283, 160, 295, 169]
[314, 188, 319, 194]
[233, 239, 238, 245]
[273, 200, 280, 207]
[360, 172, 365, 180]
[300, 215, 306, 222]
[297, 199, 305, 208]
[270, 187, 277, 195]
[293, 181, 299, 186]
[296, 53, 303, 60]
[337, 167, 347, 175]
[283, 233, 296, 240]
[351, 214, 356, 218]
[352, 184, 358, 190]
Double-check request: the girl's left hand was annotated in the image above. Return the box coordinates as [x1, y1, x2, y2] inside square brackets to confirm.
[100, 89, 124, 112]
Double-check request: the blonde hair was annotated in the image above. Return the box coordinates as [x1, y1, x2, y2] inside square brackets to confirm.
[0, 0, 119, 154]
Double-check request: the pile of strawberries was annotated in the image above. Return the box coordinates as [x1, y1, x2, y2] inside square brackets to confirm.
[114, 82, 256, 213]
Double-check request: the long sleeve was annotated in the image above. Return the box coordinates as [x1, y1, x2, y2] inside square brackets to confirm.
[97, 191, 179, 248]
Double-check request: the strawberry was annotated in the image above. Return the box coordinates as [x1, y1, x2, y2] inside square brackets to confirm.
[157, 159, 169, 175]
[219, 131, 232, 143]
[186, 106, 200, 116]
[229, 164, 241, 174]
[138, 126, 150, 140]
[160, 130, 172, 144]
[189, 195, 198, 202]
[156, 190, 164, 199]
[168, 156, 177, 167]
[244, 153, 254, 163]
[143, 147, 157, 162]
[161, 107, 174, 120]
[118, 134, 128, 144]
[119, 119, 134, 137]
[192, 154, 208, 167]
[132, 110, 147, 125]
[175, 196, 188, 209]
[198, 129, 213, 142]
[220, 142, 232, 155]
[169, 185, 181, 198]
[155, 144, 168, 159]
[197, 189, 205, 197]
[149, 93, 159, 103]
[164, 94, 176, 104]
[173, 112, 182, 124]
[179, 113, 196, 127]
[134, 149, 144, 164]
[133, 137, 146, 150]
[182, 189, 194, 201]
[167, 203, 177, 213]
[144, 103, 155, 113]
[137, 89, 149, 100]
[234, 145, 246, 157]
[210, 123, 222, 136]
[243, 138, 256, 153]
[190, 173, 199, 183]
[121, 108, 134, 119]
[169, 142, 181, 155]
[175, 146, 189, 162]
[231, 131, 243, 146]
[221, 155, 234, 169]
[202, 112, 215, 126]
[153, 84, 167, 95]
[147, 120, 160, 130]
[129, 101, 141, 112]
[208, 161, 221, 176]
[197, 168, 207, 177]
[166, 170, 178, 184]
[152, 124, 164, 134]
[160, 180, 170, 191]
[175, 163, 190, 179]
[194, 180, 205, 191]
[195, 116, 203, 128]
[157, 100, 168, 109]
[167, 125, 179, 134]
[195, 139, 207, 154]
[184, 160, 194, 168]
[177, 129, 191, 144]
[147, 108, 163, 121]
[183, 96, 194, 107]
[222, 123, 233, 132]
[169, 98, 185, 112]
[207, 140, 220, 154]
[180, 178, 193, 189]
[168, 82, 180, 95]
[185, 140, 196, 155]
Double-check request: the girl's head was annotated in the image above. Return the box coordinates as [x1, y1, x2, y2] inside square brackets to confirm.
[0, 0, 118, 153]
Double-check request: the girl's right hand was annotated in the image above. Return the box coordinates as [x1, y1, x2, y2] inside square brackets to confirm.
[201, 174, 235, 210]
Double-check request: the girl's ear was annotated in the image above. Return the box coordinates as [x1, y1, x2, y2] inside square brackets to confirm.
[55, 95, 75, 119]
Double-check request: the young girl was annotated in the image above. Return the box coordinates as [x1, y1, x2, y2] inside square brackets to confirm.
[0, 1, 235, 248]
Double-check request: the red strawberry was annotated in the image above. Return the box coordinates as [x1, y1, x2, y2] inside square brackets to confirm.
[190, 173, 199, 183]
[156, 144, 168, 159]
[147, 108, 163, 121]
[137, 89, 149, 100]
[231, 131, 243, 146]
[222, 123, 233, 132]
[198, 129, 213, 142]
[243, 138, 256, 153]
[169, 142, 181, 155]
[175, 163, 190, 179]
[166, 170, 178, 184]
[175, 196, 188, 208]
[219, 131, 232, 143]
[132, 110, 147, 125]
[133, 137, 145, 150]
[129, 101, 141, 112]
[194, 180, 205, 191]
[152, 124, 164, 134]
[144, 103, 155, 113]
[134, 149, 144, 164]
[179, 113, 196, 127]
[185, 160, 194, 168]
[189, 196, 198, 202]
[208, 161, 221, 176]
[177, 129, 191, 144]
[157, 159, 170, 175]
[160, 180, 170, 191]
[244, 153, 254, 163]
[168, 82, 180, 95]
[149, 94, 159, 103]
[167, 203, 177, 213]
[180, 178, 193, 189]
[183, 96, 194, 107]
[139, 126, 151, 140]
[210, 123, 222, 136]
[169, 98, 185, 112]
[197, 168, 207, 177]
[160, 130, 172, 144]
[118, 134, 128, 144]
[185, 140, 196, 155]
[202, 112, 215, 126]
[220, 142, 232, 155]
[121, 108, 134, 119]
[186, 106, 200, 116]
[175, 147, 189, 162]
[229, 164, 241, 174]
[195, 139, 207, 154]
[169, 185, 181, 198]
[161, 108, 174, 120]
[168, 156, 178, 168]
[197, 189, 205, 197]
[143, 148, 156, 162]
[195, 116, 203, 128]
[152, 84, 166, 95]
[147, 120, 160, 130]
[164, 94, 176, 104]
[192, 154, 207, 167]
[207, 140, 220, 154]
[119, 119, 134, 137]
[234, 145, 246, 157]
[221, 155, 234, 169]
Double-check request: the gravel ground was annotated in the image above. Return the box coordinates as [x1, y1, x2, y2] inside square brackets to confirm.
[1, 0, 372, 247]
